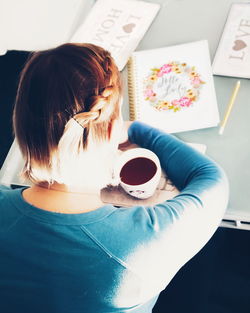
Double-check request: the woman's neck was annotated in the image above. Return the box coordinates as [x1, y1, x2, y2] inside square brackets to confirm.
[41, 181, 102, 195]
[22, 183, 105, 214]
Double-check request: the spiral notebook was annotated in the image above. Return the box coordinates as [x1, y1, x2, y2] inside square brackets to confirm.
[127, 40, 220, 134]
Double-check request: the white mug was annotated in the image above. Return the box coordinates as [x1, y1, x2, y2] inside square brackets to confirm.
[114, 148, 161, 199]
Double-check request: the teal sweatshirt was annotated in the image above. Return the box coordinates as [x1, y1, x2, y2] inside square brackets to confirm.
[0, 121, 229, 313]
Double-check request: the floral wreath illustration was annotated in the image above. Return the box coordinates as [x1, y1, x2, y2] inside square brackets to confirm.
[143, 61, 205, 112]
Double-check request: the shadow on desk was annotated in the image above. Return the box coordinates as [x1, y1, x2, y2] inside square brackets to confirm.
[153, 227, 250, 313]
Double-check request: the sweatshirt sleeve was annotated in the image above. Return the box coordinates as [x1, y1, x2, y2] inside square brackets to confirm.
[128, 121, 228, 194]
[125, 121, 229, 291]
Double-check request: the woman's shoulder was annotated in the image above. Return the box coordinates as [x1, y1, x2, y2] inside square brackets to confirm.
[0, 186, 25, 233]
[0, 184, 12, 191]
[0, 184, 14, 204]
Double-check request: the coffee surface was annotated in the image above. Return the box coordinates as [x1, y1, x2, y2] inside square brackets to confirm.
[120, 157, 157, 185]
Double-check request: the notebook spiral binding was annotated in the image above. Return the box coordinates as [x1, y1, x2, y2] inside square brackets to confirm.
[127, 56, 140, 121]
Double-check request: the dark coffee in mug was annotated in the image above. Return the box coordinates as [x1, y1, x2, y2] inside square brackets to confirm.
[120, 157, 157, 185]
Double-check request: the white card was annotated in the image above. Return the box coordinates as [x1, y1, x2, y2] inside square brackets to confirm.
[213, 3, 250, 78]
[70, 0, 160, 70]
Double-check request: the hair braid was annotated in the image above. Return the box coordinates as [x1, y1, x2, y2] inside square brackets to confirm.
[73, 85, 115, 126]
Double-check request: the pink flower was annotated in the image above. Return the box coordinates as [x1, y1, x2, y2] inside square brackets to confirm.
[179, 97, 192, 107]
[144, 89, 155, 98]
[172, 99, 180, 106]
[159, 63, 172, 75]
[157, 71, 164, 77]
[144, 87, 156, 102]
[191, 76, 202, 86]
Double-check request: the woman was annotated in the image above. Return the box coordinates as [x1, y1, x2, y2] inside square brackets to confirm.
[0, 43, 229, 313]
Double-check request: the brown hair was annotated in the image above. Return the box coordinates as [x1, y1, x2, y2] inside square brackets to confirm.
[13, 43, 122, 184]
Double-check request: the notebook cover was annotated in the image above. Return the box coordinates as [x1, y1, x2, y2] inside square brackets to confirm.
[128, 40, 220, 134]
[70, 0, 160, 70]
[212, 3, 250, 79]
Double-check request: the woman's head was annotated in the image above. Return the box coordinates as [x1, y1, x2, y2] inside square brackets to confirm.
[13, 43, 122, 186]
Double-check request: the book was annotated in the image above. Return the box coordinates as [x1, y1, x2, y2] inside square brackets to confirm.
[127, 40, 220, 134]
[212, 3, 250, 79]
[70, 0, 160, 71]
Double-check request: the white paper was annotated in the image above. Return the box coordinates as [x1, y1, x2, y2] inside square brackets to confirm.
[0, 0, 87, 52]
[70, 0, 160, 70]
[212, 3, 250, 78]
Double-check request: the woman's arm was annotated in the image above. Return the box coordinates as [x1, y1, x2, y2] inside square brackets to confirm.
[125, 121, 229, 293]
[128, 121, 227, 193]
